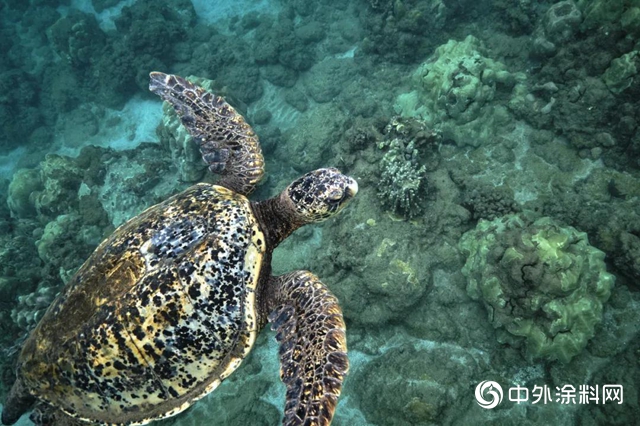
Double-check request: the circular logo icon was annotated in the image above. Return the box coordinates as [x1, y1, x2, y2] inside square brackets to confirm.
[475, 380, 503, 409]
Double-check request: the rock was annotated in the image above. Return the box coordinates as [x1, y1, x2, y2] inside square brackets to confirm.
[602, 51, 639, 95]
[544, 1, 582, 43]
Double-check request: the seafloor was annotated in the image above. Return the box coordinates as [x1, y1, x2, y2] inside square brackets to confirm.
[0, 0, 639, 425]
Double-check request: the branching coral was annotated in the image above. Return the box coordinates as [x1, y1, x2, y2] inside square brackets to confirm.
[377, 117, 440, 218]
[379, 140, 427, 218]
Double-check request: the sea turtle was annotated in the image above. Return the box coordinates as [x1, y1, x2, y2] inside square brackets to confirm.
[2, 72, 357, 426]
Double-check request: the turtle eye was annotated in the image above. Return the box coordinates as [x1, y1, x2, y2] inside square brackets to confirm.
[327, 189, 344, 202]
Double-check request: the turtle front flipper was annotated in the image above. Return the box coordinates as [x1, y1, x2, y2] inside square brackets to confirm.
[149, 72, 264, 196]
[267, 271, 348, 426]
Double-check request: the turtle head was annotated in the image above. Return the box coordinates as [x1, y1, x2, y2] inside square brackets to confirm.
[284, 168, 358, 224]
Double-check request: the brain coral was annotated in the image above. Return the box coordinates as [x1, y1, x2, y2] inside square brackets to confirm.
[459, 213, 615, 363]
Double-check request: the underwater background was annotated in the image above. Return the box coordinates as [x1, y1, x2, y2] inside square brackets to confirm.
[0, 0, 639, 424]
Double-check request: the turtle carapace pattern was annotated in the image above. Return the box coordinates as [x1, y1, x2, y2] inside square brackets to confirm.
[2, 72, 358, 426]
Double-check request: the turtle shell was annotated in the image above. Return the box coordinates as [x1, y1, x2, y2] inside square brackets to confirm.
[18, 183, 266, 425]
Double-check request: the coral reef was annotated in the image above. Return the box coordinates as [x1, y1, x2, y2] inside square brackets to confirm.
[490, 0, 539, 35]
[316, 189, 431, 326]
[577, 0, 640, 35]
[540, 167, 640, 284]
[396, 35, 526, 147]
[460, 213, 615, 363]
[96, 144, 180, 226]
[360, 0, 447, 63]
[516, 0, 640, 172]
[353, 344, 485, 425]
[43, 0, 196, 107]
[463, 184, 520, 221]
[261, 64, 298, 88]
[7, 169, 42, 218]
[615, 231, 640, 282]
[36, 213, 101, 281]
[10, 285, 58, 331]
[274, 102, 348, 174]
[46, 11, 105, 66]
[0, 70, 42, 151]
[302, 58, 354, 103]
[33, 154, 84, 219]
[572, 285, 640, 424]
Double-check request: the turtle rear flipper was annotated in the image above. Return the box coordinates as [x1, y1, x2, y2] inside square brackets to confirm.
[29, 403, 85, 426]
[2, 377, 35, 425]
[268, 271, 349, 426]
[149, 72, 264, 196]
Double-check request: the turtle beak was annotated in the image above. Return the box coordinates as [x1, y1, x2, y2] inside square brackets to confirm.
[345, 177, 358, 199]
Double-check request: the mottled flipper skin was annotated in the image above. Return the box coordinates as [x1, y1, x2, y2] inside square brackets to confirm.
[149, 72, 264, 196]
[1, 379, 33, 425]
[268, 272, 349, 426]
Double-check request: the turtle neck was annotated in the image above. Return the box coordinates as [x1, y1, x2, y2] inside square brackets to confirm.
[251, 193, 305, 250]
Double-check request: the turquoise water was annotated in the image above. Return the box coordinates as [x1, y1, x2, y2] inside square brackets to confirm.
[0, 0, 639, 425]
